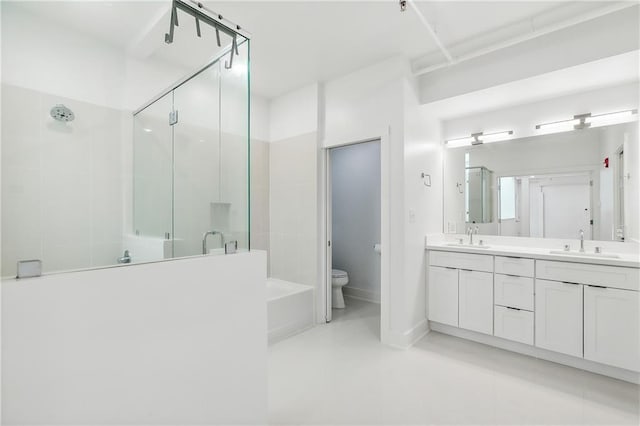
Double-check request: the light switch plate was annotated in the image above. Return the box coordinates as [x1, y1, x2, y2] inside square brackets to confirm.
[409, 209, 416, 223]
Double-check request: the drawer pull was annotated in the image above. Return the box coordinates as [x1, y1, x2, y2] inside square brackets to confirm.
[505, 274, 520, 278]
[588, 284, 607, 289]
[461, 269, 473, 272]
[562, 281, 581, 286]
[445, 267, 456, 270]
[506, 306, 521, 311]
[504, 256, 522, 259]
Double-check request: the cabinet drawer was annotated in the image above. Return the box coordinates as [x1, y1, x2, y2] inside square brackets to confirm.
[536, 260, 639, 291]
[429, 250, 493, 273]
[494, 306, 534, 345]
[495, 256, 534, 277]
[494, 274, 534, 311]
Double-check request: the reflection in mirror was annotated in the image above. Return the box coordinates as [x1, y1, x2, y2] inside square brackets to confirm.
[466, 166, 492, 224]
[444, 122, 638, 242]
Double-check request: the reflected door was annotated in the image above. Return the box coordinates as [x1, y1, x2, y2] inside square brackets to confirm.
[542, 184, 591, 239]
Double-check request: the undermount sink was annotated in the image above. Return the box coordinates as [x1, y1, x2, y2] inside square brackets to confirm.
[549, 250, 620, 259]
[446, 243, 491, 249]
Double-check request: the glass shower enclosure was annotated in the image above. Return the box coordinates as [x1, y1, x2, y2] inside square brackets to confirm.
[132, 39, 250, 262]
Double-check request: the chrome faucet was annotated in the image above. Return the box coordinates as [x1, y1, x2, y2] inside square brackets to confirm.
[467, 226, 479, 245]
[579, 229, 585, 253]
[202, 230, 224, 255]
[117, 250, 131, 264]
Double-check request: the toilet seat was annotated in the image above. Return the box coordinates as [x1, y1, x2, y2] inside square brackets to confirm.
[332, 269, 348, 278]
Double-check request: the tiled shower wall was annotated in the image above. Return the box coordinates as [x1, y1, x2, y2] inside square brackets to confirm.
[250, 139, 270, 268]
[268, 132, 318, 288]
[1, 83, 128, 276]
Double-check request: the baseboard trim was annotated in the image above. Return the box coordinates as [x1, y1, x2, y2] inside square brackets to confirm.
[343, 286, 380, 304]
[385, 318, 429, 350]
[430, 322, 639, 384]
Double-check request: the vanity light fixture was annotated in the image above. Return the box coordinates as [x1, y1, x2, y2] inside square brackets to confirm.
[445, 130, 514, 148]
[535, 109, 638, 131]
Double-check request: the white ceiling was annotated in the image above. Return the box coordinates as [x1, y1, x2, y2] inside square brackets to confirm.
[6, 0, 634, 99]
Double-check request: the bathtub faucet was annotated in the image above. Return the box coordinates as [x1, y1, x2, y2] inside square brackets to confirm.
[202, 230, 224, 255]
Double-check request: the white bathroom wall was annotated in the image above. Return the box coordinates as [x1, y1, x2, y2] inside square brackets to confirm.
[2, 251, 268, 425]
[269, 83, 319, 142]
[268, 84, 319, 294]
[0, 3, 188, 112]
[442, 82, 639, 141]
[250, 96, 271, 258]
[403, 82, 444, 338]
[321, 57, 440, 346]
[331, 141, 381, 303]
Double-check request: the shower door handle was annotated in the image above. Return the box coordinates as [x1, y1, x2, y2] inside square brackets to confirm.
[374, 243, 381, 254]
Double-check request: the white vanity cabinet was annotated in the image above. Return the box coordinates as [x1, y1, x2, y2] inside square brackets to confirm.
[584, 285, 640, 372]
[428, 251, 494, 335]
[427, 248, 640, 380]
[535, 260, 639, 368]
[535, 279, 584, 358]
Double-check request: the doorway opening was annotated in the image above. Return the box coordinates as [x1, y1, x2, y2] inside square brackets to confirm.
[325, 140, 382, 328]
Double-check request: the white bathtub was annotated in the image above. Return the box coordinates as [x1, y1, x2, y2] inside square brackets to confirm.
[267, 278, 314, 344]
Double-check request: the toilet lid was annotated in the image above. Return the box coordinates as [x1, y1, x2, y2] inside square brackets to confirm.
[332, 269, 348, 278]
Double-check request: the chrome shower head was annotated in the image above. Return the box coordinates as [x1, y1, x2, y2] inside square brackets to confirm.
[50, 104, 75, 122]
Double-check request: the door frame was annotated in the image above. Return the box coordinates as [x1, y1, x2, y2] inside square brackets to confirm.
[320, 134, 389, 342]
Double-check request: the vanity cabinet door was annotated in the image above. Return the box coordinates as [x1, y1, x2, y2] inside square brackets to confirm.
[535, 279, 583, 358]
[459, 270, 493, 335]
[584, 286, 640, 372]
[428, 266, 458, 327]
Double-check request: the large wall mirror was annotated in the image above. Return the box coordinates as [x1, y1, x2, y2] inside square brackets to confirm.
[444, 121, 639, 242]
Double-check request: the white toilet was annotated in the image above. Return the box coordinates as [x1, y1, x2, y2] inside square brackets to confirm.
[331, 269, 349, 309]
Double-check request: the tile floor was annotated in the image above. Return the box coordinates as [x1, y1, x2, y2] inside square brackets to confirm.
[268, 297, 639, 425]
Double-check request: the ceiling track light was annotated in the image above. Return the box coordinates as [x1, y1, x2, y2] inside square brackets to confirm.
[445, 130, 514, 148]
[535, 109, 638, 131]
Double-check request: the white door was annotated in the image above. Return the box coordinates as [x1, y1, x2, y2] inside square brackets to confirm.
[535, 279, 583, 357]
[459, 270, 493, 335]
[428, 266, 458, 327]
[584, 286, 640, 372]
[542, 184, 591, 239]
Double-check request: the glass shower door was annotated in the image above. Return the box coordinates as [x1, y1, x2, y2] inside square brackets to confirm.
[133, 92, 174, 259]
[133, 39, 250, 261]
[172, 64, 223, 257]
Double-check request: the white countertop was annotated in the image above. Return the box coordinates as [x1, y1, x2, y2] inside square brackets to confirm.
[426, 243, 640, 268]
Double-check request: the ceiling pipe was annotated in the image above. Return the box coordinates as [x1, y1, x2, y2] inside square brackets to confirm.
[407, 0, 453, 64]
[412, 1, 637, 76]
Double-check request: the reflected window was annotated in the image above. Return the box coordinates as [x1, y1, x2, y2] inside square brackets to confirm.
[500, 176, 516, 220]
